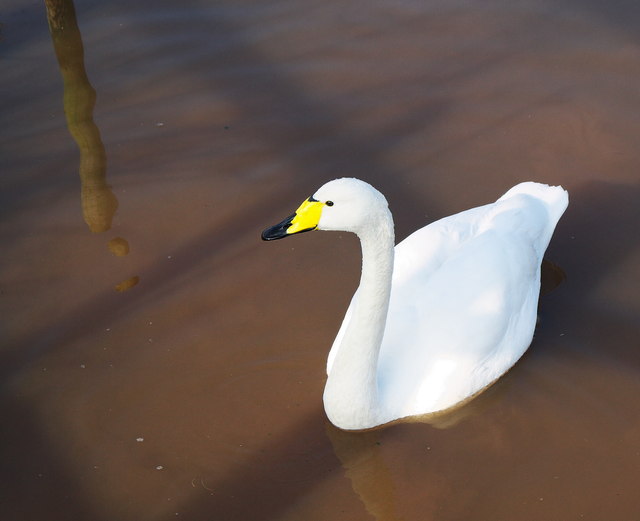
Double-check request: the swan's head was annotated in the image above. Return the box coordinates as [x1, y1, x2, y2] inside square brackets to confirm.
[261, 178, 390, 240]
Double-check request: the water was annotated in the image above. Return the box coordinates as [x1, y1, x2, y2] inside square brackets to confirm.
[2, 1, 640, 519]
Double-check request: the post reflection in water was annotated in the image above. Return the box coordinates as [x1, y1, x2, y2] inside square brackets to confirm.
[45, 0, 137, 291]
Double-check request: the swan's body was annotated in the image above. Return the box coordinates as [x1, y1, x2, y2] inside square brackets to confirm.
[262, 178, 568, 430]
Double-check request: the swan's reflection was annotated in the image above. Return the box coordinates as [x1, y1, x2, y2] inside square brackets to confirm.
[326, 424, 404, 521]
[325, 261, 565, 520]
[540, 259, 566, 296]
[324, 379, 509, 521]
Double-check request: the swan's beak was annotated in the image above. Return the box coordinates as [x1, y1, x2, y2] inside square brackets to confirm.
[262, 197, 325, 241]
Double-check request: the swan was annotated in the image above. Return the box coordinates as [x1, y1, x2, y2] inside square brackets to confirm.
[262, 178, 568, 430]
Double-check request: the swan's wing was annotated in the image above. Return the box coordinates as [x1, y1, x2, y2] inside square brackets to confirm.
[327, 184, 568, 407]
[327, 204, 491, 375]
[378, 191, 565, 415]
[380, 227, 540, 415]
[391, 204, 492, 289]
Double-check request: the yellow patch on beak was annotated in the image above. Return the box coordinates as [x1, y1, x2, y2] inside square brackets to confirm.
[288, 198, 325, 234]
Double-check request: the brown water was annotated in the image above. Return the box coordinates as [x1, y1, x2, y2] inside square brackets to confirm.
[2, 1, 640, 520]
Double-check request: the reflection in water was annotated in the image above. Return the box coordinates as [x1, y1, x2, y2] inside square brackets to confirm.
[325, 401, 483, 521]
[45, 0, 117, 233]
[46, 0, 138, 292]
[325, 261, 567, 521]
[326, 423, 404, 521]
[108, 237, 130, 257]
[540, 259, 567, 296]
[115, 276, 140, 292]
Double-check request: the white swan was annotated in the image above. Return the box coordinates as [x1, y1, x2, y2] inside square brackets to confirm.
[262, 178, 568, 430]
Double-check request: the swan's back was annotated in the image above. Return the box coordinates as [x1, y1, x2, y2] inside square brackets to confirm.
[329, 182, 568, 420]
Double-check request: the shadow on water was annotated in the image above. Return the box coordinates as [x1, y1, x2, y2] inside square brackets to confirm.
[538, 179, 640, 365]
[0, 393, 98, 520]
[124, 0, 458, 230]
[554, 180, 640, 302]
[554, 0, 640, 36]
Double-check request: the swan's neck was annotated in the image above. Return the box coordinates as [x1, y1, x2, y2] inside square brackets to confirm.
[323, 211, 395, 430]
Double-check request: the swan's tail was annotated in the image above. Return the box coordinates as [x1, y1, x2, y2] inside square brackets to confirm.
[500, 182, 569, 226]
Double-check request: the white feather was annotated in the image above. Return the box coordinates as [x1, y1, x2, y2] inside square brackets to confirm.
[286, 178, 567, 430]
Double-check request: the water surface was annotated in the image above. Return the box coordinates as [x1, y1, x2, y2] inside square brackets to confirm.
[2, 0, 640, 520]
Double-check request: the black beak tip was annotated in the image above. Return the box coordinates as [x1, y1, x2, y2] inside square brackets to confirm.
[261, 213, 295, 241]
[261, 227, 283, 241]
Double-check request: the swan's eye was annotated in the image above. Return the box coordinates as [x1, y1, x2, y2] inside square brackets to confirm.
[326, 201, 334, 206]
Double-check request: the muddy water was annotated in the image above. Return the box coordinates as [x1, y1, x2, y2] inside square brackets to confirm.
[2, 0, 640, 519]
